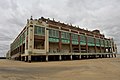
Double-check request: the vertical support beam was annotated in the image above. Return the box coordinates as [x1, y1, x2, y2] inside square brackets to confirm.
[70, 55, 72, 60]
[46, 55, 48, 61]
[94, 36, 97, 53]
[103, 39, 106, 53]
[28, 25, 34, 55]
[106, 40, 109, 53]
[85, 34, 88, 53]
[79, 55, 81, 59]
[69, 29, 73, 59]
[46, 29, 49, 53]
[28, 55, 31, 62]
[111, 38, 113, 53]
[78, 35, 81, 53]
[25, 56, 27, 62]
[70, 33, 72, 53]
[59, 31, 62, 52]
[45, 28, 49, 61]
[100, 39, 102, 53]
[59, 55, 62, 61]
[115, 44, 117, 54]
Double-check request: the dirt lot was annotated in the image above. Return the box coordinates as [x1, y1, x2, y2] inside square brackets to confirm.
[0, 56, 120, 80]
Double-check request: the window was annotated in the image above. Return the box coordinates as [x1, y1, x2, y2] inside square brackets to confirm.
[105, 40, 108, 46]
[61, 32, 70, 39]
[96, 38, 100, 44]
[71, 33, 78, 41]
[34, 26, 45, 35]
[101, 39, 104, 46]
[61, 32, 65, 38]
[96, 38, 100, 46]
[80, 35, 86, 42]
[49, 29, 59, 38]
[87, 36, 94, 43]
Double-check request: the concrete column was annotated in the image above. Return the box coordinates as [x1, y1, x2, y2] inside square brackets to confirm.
[28, 25, 34, 56]
[79, 55, 81, 59]
[100, 39, 102, 53]
[78, 35, 81, 53]
[103, 39, 106, 53]
[28, 55, 31, 62]
[59, 55, 62, 61]
[45, 28, 49, 53]
[46, 55, 48, 61]
[25, 56, 27, 62]
[70, 55, 72, 60]
[85, 34, 88, 53]
[94, 36, 97, 53]
[58, 31, 62, 52]
[70, 33, 72, 53]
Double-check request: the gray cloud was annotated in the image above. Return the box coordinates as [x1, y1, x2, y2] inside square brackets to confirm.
[0, 0, 120, 56]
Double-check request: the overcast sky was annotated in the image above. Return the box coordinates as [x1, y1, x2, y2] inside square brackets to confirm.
[0, 0, 120, 57]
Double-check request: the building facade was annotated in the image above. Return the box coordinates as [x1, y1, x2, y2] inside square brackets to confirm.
[8, 17, 117, 62]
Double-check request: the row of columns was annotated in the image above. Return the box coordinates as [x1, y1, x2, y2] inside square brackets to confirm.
[20, 53, 117, 62]
[45, 54, 116, 61]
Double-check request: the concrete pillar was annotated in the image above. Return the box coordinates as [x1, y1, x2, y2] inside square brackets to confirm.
[45, 29, 49, 62]
[25, 56, 27, 62]
[100, 39, 102, 53]
[46, 55, 48, 61]
[59, 55, 62, 61]
[85, 34, 88, 53]
[70, 33, 72, 53]
[78, 35, 81, 53]
[70, 55, 72, 60]
[94, 36, 97, 53]
[45, 29, 49, 53]
[79, 55, 81, 59]
[58, 31, 62, 52]
[28, 55, 31, 63]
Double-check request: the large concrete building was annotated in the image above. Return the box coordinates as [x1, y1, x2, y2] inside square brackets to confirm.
[7, 16, 117, 62]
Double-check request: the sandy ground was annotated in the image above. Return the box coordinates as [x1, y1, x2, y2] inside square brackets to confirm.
[0, 56, 120, 80]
